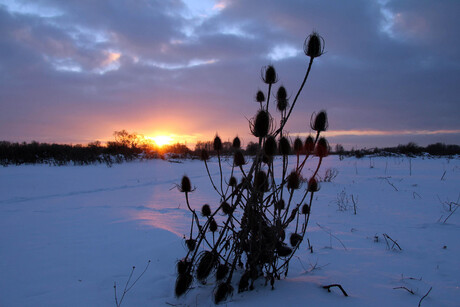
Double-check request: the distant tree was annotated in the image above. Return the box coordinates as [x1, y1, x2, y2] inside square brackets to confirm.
[164, 143, 191, 155]
[195, 141, 212, 152]
[245, 141, 260, 155]
[113, 130, 140, 148]
[334, 143, 345, 155]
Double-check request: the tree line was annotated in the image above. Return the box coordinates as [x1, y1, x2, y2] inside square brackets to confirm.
[335, 142, 460, 158]
[1, 130, 459, 166]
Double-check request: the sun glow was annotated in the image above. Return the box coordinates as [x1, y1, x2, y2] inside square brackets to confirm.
[148, 135, 173, 147]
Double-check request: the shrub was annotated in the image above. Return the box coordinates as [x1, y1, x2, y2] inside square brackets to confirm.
[174, 32, 328, 303]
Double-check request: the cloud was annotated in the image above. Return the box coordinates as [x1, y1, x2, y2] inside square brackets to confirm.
[0, 0, 459, 147]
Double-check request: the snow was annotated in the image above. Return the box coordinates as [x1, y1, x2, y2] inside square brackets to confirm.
[1, 156, 459, 306]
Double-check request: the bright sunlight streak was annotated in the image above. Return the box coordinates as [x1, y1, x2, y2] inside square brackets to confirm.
[148, 135, 173, 147]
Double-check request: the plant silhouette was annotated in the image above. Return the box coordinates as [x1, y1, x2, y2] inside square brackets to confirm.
[174, 31, 329, 303]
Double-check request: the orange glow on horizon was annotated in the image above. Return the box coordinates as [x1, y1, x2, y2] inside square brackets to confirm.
[146, 135, 174, 147]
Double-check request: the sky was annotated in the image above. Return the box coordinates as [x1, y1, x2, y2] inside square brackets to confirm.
[1, 0, 459, 149]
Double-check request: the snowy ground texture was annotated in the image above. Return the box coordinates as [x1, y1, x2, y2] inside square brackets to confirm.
[1, 155, 459, 306]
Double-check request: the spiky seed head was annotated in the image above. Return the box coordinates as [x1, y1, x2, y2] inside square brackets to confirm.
[304, 32, 325, 58]
[279, 137, 291, 156]
[196, 251, 217, 282]
[228, 176, 237, 187]
[215, 264, 229, 281]
[276, 242, 293, 257]
[255, 90, 265, 103]
[228, 176, 237, 188]
[275, 199, 285, 211]
[264, 135, 277, 156]
[180, 176, 192, 193]
[254, 170, 269, 192]
[311, 110, 328, 132]
[308, 177, 320, 192]
[214, 282, 234, 304]
[200, 149, 209, 161]
[315, 137, 329, 158]
[262, 153, 272, 164]
[287, 170, 301, 190]
[175, 273, 193, 297]
[177, 259, 192, 275]
[232, 136, 241, 149]
[276, 86, 288, 112]
[276, 85, 287, 102]
[294, 137, 303, 154]
[302, 204, 310, 215]
[290, 233, 302, 247]
[201, 204, 211, 217]
[221, 201, 233, 215]
[305, 135, 315, 153]
[251, 110, 271, 138]
[185, 238, 196, 251]
[233, 150, 245, 167]
[213, 135, 223, 151]
[261, 65, 278, 85]
[209, 218, 218, 232]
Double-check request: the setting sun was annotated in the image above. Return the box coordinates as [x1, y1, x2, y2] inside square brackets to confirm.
[149, 135, 173, 147]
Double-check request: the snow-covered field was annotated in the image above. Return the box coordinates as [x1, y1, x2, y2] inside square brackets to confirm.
[1, 156, 459, 306]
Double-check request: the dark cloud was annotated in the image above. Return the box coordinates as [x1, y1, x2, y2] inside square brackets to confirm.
[0, 0, 459, 147]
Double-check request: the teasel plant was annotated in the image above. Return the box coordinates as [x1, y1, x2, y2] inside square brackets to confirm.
[174, 31, 329, 304]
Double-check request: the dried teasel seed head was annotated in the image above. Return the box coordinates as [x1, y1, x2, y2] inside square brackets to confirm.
[307, 177, 320, 192]
[213, 135, 223, 151]
[196, 251, 217, 282]
[185, 238, 196, 251]
[251, 110, 271, 138]
[264, 135, 277, 157]
[277, 85, 287, 103]
[302, 204, 310, 215]
[305, 135, 315, 153]
[177, 259, 192, 275]
[200, 149, 210, 161]
[262, 153, 272, 164]
[254, 170, 269, 192]
[279, 136, 291, 156]
[180, 176, 192, 193]
[311, 110, 328, 132]
[233, 150, 245, 167]
[214, 282, 234, 304]
[276, 242, 293, 257]
[232, 136, 241, 149]
[287, 170, 301, 190]
[209, 218, 218, 232]
[276, 86, 289, 112]
[261, 65, 278, 85]
[175, 272, 193, 297]
[294, 137, 303, 154]
[228, 176, 237, 188]
[215, 263, 229, 281]
[315, 137, 329, 158]
[201, 204, 211, 217]
[255, 90, 265, 103]
[290, 233, 302, 247]
[304, 31, 325, 58]
[228, 176, 237, 187]
[221, 201, 233, 215]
